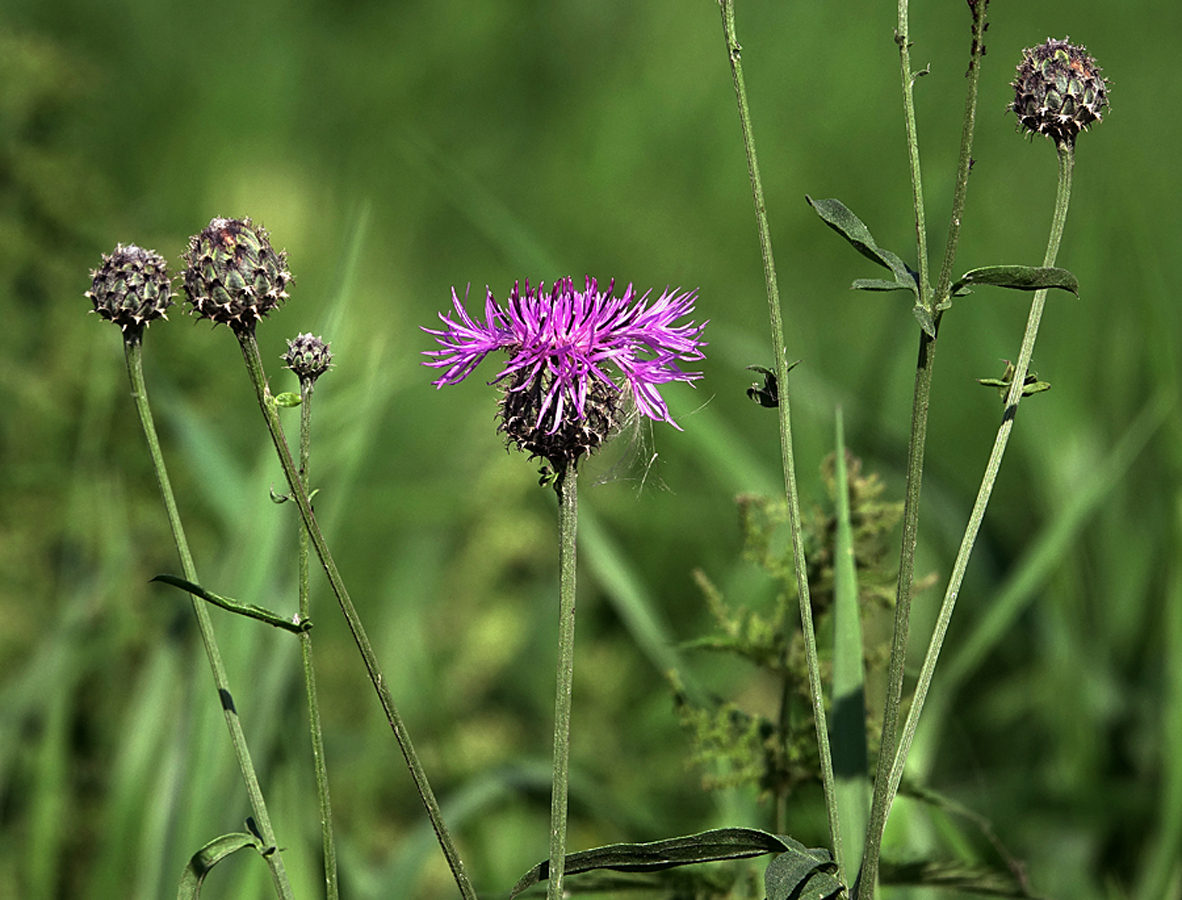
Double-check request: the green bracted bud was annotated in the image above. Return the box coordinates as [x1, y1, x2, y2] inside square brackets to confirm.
[85, 244, 174, 337]
[283, 332, 333, 383]
[182, 217, 291, 332]
[1010, 38, 1109, 147]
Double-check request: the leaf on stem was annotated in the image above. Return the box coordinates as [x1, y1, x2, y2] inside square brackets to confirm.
[950, 265, 1079, 297]
[151, 574, 310, 634]
[977, 360, 1051, 400]
[851, 278, 916, 293]
[177, 832, 263, 899]
[806, 196, 918, 296]
[509, 827, 826, 898]
[764, 840, 845, 900]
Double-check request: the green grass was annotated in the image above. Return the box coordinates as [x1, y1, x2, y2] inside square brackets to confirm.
[1, 1, 1180, 898]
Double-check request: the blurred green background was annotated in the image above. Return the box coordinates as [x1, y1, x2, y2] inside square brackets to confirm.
[2, 0, 1179, 897]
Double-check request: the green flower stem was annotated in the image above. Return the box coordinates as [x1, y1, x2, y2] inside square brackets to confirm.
[234, 330, 476, 900]
[857, 7, 989, 898]
[547, 466, 579, 900]
[884, 140, 1075, 815]
[294, 374, 339, 900]
[895, 0, 932, 315]
[932, 0, 989, 306]
[122, 337, 294, 900]
[718, 0, 839, 859]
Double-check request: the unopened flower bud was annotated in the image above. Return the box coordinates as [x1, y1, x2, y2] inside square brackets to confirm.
[1010, 38, 1108, 147]
[182, 217, 291, 332]
[283, 333, 333, 383]
[85, 244, 173, 337]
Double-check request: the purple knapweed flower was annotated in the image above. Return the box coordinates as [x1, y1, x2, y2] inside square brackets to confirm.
[423, 276, 706, 468]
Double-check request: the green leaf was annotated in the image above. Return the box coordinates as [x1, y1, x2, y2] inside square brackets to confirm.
[976, 361, 1051, 401]
[509, 827, 798, 898]
[274, 391, 303, 407]
[151, 575, 310, 634]
[912, 303, 937, 338]
[177, 833, 261, 899]
[950, 265, 1079, 296]
[806, 196, 916, 293]
[830, 410, 868, 886]
[764, 840, 845, 900]
[852, 277, 916, 293]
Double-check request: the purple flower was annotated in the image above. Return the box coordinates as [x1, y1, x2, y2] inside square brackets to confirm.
[424, 277, 706, 466]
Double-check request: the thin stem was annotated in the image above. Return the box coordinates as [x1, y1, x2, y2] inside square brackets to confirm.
[857, 6, 989, 897]
[547, 466, 579, 900]
[718, 0, 840, 864]
[895, 0, 932, 313]
[122, 337, 294, 900]
[295, 375, 339, 900]
[933, 1, 989, 305]
[885, 140, 1075, 812]
[234, 329, 477, 900]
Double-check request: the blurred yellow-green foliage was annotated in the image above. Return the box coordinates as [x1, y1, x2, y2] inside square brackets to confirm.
[2, 0, 1180, 898]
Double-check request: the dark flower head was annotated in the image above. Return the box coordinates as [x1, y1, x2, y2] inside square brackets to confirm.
[182, 217, 291, 333]
[86, 243, 174, 337]
[283, 332, 333, 383]
[423, 276, 706, 468]
[1010, 38, 1108, 147]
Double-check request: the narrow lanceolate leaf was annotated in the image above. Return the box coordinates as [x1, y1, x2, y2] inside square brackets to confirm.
[950, 265, 1079, 297]
[764, 840, 845, 900]
[852, 277, 916, 293]
[509, 828, 802, 898]
[151, 575, 310, 633]
[177, 833, 262, 899]
[806, 196, 917, 294]
[830, 411, 869, 887]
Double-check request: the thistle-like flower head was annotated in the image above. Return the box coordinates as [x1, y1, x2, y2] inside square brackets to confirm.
[1010, 38, 1108, 147]
[85, 244, 174, 337]
[423, 277, 706, 468]
[283, 332, 333, 383]
[182, 217, 291, 332]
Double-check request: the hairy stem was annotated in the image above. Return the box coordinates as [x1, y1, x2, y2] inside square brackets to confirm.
[547, 466, 579, 900]
[886, 140, 1075, 815]
[718, 0, 839, 863]
[235, 329, 476, 900]
[294, 374, 339, 900]
[857, 5, 989, 897]
[123, 337, 294, 900]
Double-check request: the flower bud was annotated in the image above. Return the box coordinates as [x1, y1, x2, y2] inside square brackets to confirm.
[182, 217, 291, 332]
[283, 333, 333, 383]
[1010, 38, 1108, 147]
[85, 244, 173, 336]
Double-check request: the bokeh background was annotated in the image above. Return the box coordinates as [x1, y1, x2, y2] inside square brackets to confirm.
[2, 0, 1179, 898]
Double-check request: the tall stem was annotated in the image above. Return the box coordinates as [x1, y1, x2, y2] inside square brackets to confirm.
[234, 329, 477, 900]
[294, 375, 339, 900]
[547, 466, 579, 900]
[857, 5, 989, 897]
[718, 0, 839, 862]
[885, 141, 1075, 813]
[123, 337, 294, 900]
